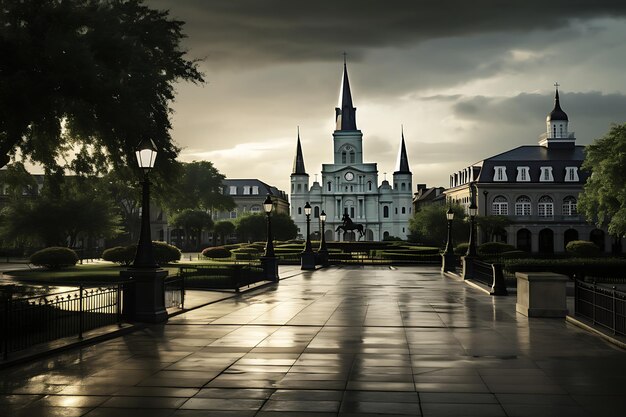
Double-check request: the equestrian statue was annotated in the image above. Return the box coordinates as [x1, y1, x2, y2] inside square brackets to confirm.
[336, 211, 364, 239]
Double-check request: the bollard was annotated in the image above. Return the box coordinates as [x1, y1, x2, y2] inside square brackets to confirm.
[490, 263, 508, 296]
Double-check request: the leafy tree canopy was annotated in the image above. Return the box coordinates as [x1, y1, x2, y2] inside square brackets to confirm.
[0, 0, 203, 177]
[158, 161, 235, 213]
[476, 215, 512, 242]
[235, 212, 297, 243]
[578, 123, 626, 237]
[408, 204, 469, 246]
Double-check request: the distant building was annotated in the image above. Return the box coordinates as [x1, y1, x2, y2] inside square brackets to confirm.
[290, 61, 413, 241]
[412, 184, 446, 212]
[445, 87, 620, 253]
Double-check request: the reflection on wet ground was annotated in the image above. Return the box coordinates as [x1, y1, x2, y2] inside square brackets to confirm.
[0, 265, 625, 417]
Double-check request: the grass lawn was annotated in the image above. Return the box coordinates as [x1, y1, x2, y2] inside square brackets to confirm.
[2, 259, 257, 286]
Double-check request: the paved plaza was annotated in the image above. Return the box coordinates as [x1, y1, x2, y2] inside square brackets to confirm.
[1, 266, 625, 417]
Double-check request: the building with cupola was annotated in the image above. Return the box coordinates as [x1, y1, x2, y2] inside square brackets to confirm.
[290, 61, 414, 241]
[445, 86, 620, 253]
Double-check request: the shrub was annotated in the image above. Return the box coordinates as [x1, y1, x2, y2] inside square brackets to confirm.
[382, 235, 403, 241]
[202, 246, 232, 259]
[478, 242, 516, 256]
[30, 247, 79, 270]
[152, 241, 181, 264]
[566, 240, 601, 257]
[232, 247, 260, 254]
[223, 244, 243, 250]
[454, 243, 469, 256]
[102, 246, 135, 265]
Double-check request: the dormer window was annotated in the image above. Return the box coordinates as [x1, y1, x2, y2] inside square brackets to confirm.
[540, 167, 554, 182]
[516, 167, 530, 182]
[252, 186, 259, 194]
[494, 166, 507, 182]
[243, 186, 251, 195]
[565, 167, 579, 182]
[229, 186, 237, 195]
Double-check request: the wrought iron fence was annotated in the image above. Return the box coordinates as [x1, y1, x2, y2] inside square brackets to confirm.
[472, 260, 494, 287]
[327, 252, 441, 266]
[467, 260, 508, 296]
[179, 264, 266, 292]
[575, 280, 626, 337]
[1, 284, 122, 359]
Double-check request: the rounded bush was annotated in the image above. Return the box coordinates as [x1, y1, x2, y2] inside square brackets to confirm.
[152, 241, 181, 264]
[30, 247, 79, 270]
[478, 242, 516, 256]
[223, 244, 243, 250]
[566, 240, 601, 257]
[202, 246, 232, 259]
[454, 243, 469, 256]
[102, 246, 135, 265]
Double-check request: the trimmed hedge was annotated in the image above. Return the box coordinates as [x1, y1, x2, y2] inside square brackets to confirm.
[232, 247, 260, 254]
[102, 246, 135, 265]
[30, 247, 79, 270]
[152, 241, 182, 264]
[478, 242, 516, 256]
[503, 258, 626, 278]
[454, 243, 469, 256]
[202, 246, 232, 259]
[566, 240, 601, 257]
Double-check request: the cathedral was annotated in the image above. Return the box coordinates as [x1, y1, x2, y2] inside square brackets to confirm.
[290, 61, 414, 241]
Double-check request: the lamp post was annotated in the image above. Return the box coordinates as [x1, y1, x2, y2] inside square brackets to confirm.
[261, 195, 279, 281]
[462, 184, 478, 279]
[301, 202, 315, 270]
[441, 206, 456, 272]
[483, 190, 489, 243]
[318, 210, 329, 267]
[120, 139, 168, 323]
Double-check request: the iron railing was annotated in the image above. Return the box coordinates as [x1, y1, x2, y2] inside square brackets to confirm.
[179, 264, 266, 292]
[468, 260, 508, 296]
[1, 284, 122, 359]
[327, 252, 441, 266]
[575, 280, 626, 337]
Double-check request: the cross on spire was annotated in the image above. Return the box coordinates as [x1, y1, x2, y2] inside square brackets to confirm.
[554, 82, 560, 89]
[342, 52, 347, 64]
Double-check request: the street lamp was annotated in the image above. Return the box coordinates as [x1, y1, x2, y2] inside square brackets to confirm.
[263, 195, 275, 257]
[120, 139, 168, 323]
[318, 210, 329, 266]
[133, 139, 158, 268]
[462, 184, 478, 279]
[301, 202, 315, 270]
[441, 206, 456, 272]
[260, 194, 279, 281]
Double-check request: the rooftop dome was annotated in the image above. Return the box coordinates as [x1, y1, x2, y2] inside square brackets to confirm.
[547, 88, 568, 122]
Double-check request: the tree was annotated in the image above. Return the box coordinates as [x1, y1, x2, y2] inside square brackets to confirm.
[158, 161, 235, 213]
[214, 221, 235, 245]
[408, 204, 469, 246]
[476, 215, 512, 242]
[0, 178, 122, 248]
[0, 0, 203, 176]
[0, 162, 37, 200]
[235, 212, 298, 243]
[102, 166, 142, 245]
[170, 209, 213, 251]
[578, 123, 626, 238]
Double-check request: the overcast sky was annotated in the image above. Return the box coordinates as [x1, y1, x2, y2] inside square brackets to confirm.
[148, 0, 626, 195]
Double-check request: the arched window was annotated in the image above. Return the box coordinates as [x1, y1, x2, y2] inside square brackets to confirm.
[342, 152, 347, 164]
[564, 229, 578, 250]
[539, 228, 554, 253]
[368, 181, 372, 191]
[517, 229, 531, 252]
[327, 182, 332, 192]
[401, 183, 406, 191]
[492, 195, 508, 215]
[402, 207, 406, 214]
[515, 196, 531, 216]
[562, 196, 577, 216]
[383, 206, 389, 218]
[349, 151, 355, 163]
[314, 206, 320, 218]
[538, 195, 554, 218]
[298, 207, 302, 215]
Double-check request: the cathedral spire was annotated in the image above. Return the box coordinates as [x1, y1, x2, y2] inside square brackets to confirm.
[292, 127, 306, 175]
[335, 55, 357, 131]
[547, 83, 568, 122]
[394, 126, 411, 174]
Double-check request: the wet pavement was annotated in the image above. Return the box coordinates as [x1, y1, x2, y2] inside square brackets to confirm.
[0, 265, 624, 417]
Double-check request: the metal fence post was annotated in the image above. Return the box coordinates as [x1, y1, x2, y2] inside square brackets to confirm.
[181, 275, 186, 310]
[116, 284, 122, 327]
[592, 281, 596, 325]
[79, 285, 84, 340]
[613, 286, 617, 336]
[3, 287, 11, 360]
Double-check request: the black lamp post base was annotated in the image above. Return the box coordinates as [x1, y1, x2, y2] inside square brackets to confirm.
[441, 253, 457, 273]
[317, 249, 329, 267]
[301, 252, 316, 270]
[260, 256, 279, 282]
[120, 268, 168, 323]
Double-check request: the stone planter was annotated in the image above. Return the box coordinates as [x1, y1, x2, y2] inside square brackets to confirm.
[516, 272, 568, 318]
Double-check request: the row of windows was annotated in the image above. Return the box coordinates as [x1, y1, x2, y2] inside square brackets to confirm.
[294, 205, 412, 218]
[492, 195, 577, 217]
[226, 205, 262, 219]
[228, 185, 259, 195]
[493, 166, 579, 182]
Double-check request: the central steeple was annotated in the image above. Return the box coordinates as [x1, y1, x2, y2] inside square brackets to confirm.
[335, 56, 357, 131]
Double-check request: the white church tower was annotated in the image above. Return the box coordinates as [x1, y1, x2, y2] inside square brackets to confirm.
[289, 59, 414, 241]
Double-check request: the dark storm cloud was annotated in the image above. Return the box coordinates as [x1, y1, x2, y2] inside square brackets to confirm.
[149, 0, 626, 65]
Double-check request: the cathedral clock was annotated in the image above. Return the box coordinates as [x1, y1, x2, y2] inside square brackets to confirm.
[344, 172, 354, 181]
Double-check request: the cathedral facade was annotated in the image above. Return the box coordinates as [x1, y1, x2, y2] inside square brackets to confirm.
[290, 62, 413, 241]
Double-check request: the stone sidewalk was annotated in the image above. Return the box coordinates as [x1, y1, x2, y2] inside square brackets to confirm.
[0, 266, 624, 417]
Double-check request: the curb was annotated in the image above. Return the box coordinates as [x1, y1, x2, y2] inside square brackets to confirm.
[565, 315, 626, 350]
